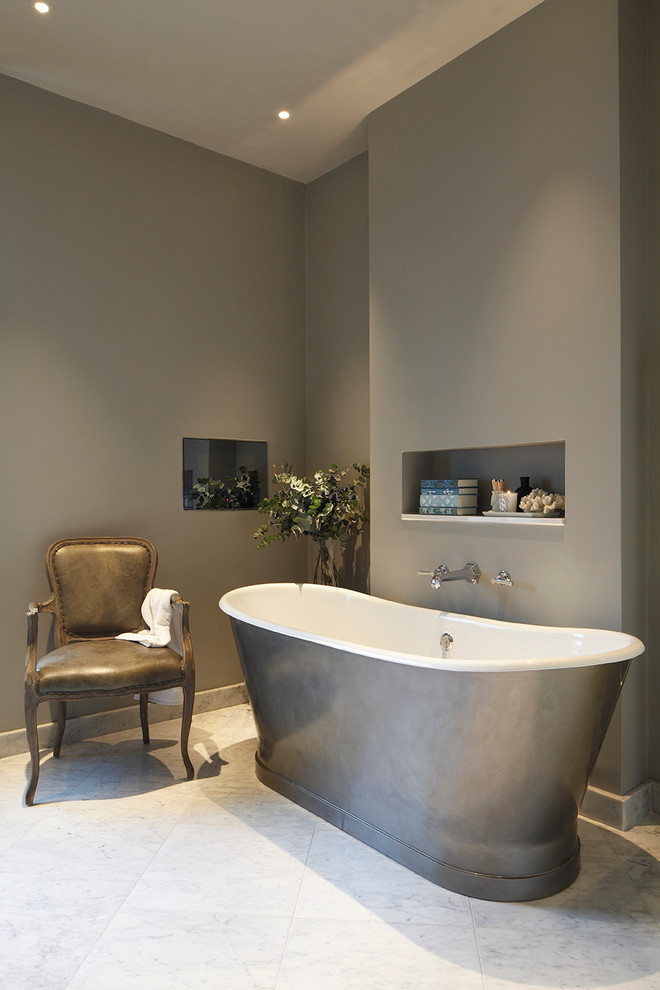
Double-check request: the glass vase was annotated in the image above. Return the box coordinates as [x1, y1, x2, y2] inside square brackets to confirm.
[313, 539, 342, 586]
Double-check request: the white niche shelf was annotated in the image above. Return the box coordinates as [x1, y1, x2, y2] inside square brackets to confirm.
[402, 441, 565, 529]
[401, 512, 564, 527]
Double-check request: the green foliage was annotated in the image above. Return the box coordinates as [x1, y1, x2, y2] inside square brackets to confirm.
[191, 467, 260, 510]
[254, 463, 370, 550]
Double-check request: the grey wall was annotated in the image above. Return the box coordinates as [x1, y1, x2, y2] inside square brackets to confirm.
[305, 154, 370, 589]
[305, 154, 370, 471]
[649, 0, 660, 781]
[617, 0, 650, 795]
[368, 0, 650, 793]
[0, 75, 307, 733]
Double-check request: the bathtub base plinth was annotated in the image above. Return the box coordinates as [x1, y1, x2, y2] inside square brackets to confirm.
[255, 754, 581, 902]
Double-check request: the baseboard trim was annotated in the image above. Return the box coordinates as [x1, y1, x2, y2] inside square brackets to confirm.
[580, 781, 652, 831]
[653, 781, 660, 815]
[0, 683, 248, 759]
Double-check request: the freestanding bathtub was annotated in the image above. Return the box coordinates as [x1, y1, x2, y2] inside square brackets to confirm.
[219, 583, 644, 901]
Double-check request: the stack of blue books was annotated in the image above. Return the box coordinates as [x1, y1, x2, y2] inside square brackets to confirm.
[419, 479, 479, 515]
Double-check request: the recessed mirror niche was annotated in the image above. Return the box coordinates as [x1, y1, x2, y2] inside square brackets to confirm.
[182, 438, 267, 510]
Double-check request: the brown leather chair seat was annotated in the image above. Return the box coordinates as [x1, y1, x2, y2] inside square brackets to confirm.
[36, 640, 185, 694]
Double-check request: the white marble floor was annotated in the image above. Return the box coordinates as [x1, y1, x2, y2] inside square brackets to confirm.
[1, 704, 659, 990]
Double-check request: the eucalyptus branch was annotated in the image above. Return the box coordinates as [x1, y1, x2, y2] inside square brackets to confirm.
[254, 463, 370, 550]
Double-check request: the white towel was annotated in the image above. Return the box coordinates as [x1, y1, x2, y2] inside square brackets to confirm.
[116, 588, 183, 705]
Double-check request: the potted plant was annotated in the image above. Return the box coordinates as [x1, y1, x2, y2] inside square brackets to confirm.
[254, 463, 370, 586]
[190, 467, 260, 509]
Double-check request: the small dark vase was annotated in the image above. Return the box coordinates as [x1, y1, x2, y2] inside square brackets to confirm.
[515, 476, 532, 512]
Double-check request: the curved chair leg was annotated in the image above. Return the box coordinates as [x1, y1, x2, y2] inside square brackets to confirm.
[139, 693, 150, 744]
[180, 682, 195, 780]
[24, 697, 40, 807]
[53, 701, 67, 757]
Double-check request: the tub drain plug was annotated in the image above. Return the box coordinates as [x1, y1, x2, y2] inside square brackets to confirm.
[440, 632, 454, 658]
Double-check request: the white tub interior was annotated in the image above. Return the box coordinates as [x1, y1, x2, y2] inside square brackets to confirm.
[219, 583, 644, 672]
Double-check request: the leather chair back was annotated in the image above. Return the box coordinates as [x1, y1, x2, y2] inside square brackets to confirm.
[46, 538, 157, 642]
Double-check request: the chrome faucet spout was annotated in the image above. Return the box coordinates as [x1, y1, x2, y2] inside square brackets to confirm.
[418, 563, 481, 588]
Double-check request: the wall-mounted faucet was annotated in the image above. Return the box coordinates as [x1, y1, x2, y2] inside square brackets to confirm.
[418, 563, 481, 589]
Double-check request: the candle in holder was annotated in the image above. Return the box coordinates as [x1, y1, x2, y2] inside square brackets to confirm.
[492, 490, 518, 513]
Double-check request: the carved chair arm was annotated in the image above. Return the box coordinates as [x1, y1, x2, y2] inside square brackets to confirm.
[25, 598, 56, 680]
[170, 595, 194, 671]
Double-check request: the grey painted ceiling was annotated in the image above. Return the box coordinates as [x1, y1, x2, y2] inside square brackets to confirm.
[1, 0, 543, 182]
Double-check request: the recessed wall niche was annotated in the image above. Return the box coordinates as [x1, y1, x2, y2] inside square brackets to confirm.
[182, 438, 267, 510]
[402, 441, 565, 518]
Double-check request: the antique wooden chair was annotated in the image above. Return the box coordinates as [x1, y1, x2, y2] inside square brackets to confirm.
[24, 537, 195, 805]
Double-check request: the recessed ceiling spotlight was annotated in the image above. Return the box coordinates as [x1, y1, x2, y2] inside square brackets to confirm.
[278, 110, 291, 120]
[34, 2, 50, 11]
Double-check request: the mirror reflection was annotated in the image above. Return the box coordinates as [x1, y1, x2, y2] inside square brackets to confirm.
[183, 438, 267, 510]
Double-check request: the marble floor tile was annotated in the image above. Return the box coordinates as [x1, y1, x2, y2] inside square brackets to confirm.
[39, 746, 198, 812]
[295, 825, 474, 925]
[477, 927, 660, 990]
[191, 703, 257, 737]
[66, 907, 292, 990]
[604, 822, 660, 926]
[178, 778, 318, 828]
[42, 791, 187, 835]
[4, 812, 171, 870]
[0, 908, 114, 990]
[0, 819, 38, 855]
[16, 751, 108, 806]
[125, 821, 315, 917]
[144, 820, 317, 873]
[0, 850, 153, 917]
[276, 918, 486, 990]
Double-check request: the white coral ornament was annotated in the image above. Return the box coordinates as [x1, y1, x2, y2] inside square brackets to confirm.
[519, 488, 565, 515]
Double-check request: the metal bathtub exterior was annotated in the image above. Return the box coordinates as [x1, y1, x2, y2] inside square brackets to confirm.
[228, 616, 630, 902]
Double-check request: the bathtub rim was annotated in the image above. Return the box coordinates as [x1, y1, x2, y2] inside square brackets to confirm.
[219, 582, 645, 672]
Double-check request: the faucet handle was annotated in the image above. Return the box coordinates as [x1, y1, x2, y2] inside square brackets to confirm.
[418, 564, 449, 589]
[491, 570, 513, 587]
